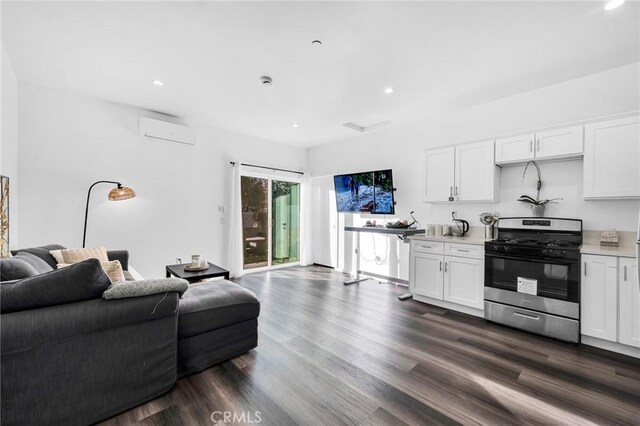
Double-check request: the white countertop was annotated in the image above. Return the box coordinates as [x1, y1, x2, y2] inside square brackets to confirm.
[581, 244, 637, 258]
[410, 235, 491, 246]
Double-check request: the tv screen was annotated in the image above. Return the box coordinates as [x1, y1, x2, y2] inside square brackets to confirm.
[333, 169, 395, 214]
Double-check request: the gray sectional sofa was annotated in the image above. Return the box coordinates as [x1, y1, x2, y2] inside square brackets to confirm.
[0, 245, 260, 426]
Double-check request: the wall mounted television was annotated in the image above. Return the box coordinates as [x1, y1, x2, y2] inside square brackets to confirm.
[333, 169, 395, 214]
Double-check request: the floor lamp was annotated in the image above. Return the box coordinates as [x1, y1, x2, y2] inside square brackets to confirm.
[83, 180, 136, 248]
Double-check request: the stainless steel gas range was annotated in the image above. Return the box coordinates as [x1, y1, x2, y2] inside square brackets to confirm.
[484, 217, 582, 343]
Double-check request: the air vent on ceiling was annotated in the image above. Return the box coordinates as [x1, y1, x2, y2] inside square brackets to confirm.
[342, 120, 393, 133]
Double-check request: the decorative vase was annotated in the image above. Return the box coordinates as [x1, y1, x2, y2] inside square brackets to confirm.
[532, 204, 545, 217]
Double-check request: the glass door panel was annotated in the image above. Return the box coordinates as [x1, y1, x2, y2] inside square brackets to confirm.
[241, 176, 269, 269]
[272, 180, 300, 265]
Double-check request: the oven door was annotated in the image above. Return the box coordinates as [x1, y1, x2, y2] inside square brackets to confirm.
[484, 254, 580, 303]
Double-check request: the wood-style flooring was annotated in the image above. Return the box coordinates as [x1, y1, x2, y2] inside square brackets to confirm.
[101, 266, 640, 425]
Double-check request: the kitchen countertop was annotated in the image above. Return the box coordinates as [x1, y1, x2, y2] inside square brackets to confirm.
[410, 235, 491, 246]
[581, 244, 637, 258]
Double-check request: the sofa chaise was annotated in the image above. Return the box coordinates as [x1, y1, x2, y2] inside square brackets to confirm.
[1, 245, 260, 426]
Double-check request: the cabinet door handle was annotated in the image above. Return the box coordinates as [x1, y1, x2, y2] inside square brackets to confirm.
[584, 262, 587, 276]
[624, 265, 627, 281]
[444, 262, 448, 272]
[419, 245, 432, 249]
[530, 140, 533, 152]
[454, 186, 458, 197]
[536, 139, 540, 151]
[456, 249, 469, 253]
[439, 261, 443, 271]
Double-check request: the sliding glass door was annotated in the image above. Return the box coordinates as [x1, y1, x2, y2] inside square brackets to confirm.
[272, 180, 300, 265]
[241, 175, 300, 270]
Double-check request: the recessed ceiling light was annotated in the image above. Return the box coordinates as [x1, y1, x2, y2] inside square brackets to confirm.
[384, 87, 394, 94]
[604, 0, 625, 10]
[292, 123, 299, 128]
[152, 79, 164, 87]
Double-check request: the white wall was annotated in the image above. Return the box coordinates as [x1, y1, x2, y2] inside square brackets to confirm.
[309, 63, 640, 279]
[17, 83, 307, 277]
[1, 43, 19, 249]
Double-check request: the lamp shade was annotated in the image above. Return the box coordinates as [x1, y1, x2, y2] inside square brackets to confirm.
[108, 186, 136, 201]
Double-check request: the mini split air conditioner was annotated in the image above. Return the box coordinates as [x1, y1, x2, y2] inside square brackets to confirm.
[138, 117, 196, 145]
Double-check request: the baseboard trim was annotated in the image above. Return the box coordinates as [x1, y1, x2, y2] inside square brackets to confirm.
[413, 294, 484, 318]
[581, 335, 640, 359]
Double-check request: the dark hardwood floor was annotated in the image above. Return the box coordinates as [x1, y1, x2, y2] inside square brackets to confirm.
[101, 266, 640, 425]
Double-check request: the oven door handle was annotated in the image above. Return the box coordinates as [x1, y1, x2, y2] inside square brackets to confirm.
[485, 253, 577, 266]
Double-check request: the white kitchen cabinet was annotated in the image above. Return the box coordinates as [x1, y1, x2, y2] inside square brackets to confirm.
[410, 252, 444, 300]
[535, 126, 583, 159]
[495, 125, 584, 165]
[581, 255, 618, 342]
[443, 255, 484, 310]
[455, 140, 498, 202]
[423, 147, 454, 202]
[424, 140, 497, 203]
[584, 116, 640, 199]
[409, 241, 484, 315]
[618, 258, 640, 348]
[495, 133, 535, 163]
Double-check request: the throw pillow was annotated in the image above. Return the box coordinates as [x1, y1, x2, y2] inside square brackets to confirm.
[1, 259, 111, 313]
[49, 249, 64, 264]
[0, 258, 39, 281]
[101, 260, 126, 283]
[60, 246, 109, 264]
[14, 252, 54, 274]
[103, 278, 189, 300]
[57, 259, 125, 284]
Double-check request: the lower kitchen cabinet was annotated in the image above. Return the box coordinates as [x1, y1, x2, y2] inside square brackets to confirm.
[581, 254, 640, 349]
[444, 256, 484, 310]
[581, 255, 618, 341]
[410, 252, 444, 300]
[409, 240, 484, 315]
[619, 257, 640, 348]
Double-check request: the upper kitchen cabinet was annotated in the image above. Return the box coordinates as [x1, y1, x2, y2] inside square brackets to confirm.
[424, 140, 498, 203]
[535, 126, 583, 159]
[584, 116, 640, 199]
[424, 147, 455, 202]
[495, 126, 584, 165]
[495, 133, 535, 164]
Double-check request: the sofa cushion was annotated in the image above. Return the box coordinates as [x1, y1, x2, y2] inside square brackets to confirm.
[11, 244, 66, 269]
[0, 257, 39, 281]
[178, 280, 260, 338]
[13, 252, 54, 274]
[0, 258, 111, 313]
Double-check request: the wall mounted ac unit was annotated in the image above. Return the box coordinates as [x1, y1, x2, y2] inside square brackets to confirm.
[138, 117, 196, 145]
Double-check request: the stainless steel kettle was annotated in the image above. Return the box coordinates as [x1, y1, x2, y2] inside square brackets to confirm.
[451, 212, 470, 237]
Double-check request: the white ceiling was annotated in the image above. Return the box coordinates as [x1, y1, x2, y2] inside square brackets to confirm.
[2, 1, 639, 147]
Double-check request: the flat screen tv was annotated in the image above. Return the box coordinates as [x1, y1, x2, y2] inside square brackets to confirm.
[333, 169, 395, 214]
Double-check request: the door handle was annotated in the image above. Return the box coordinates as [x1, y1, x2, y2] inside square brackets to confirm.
[514, 311, 540, 320]
[439, 261, 443, 271]
[624, 265, 627, 281]
[584, 262, 587, 276]
[444, 262, 448, 272]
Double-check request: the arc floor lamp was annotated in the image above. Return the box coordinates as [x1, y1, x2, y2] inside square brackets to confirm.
[83, 180, 136, 248]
